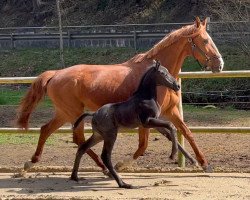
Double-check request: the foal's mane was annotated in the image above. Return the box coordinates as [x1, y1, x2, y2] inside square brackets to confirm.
[133, 66, 156, 95]
[131, 23, 202, 63]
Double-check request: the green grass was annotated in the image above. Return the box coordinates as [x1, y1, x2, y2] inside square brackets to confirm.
[0, 87, 52, 106]
[0, 47, 137, 76]
[0, 105, 249, 145]
[183, 105, 250, 127]
[0, 133, 56, 145]
[0, 46, 249, 107]
[0, 45, 249, 76]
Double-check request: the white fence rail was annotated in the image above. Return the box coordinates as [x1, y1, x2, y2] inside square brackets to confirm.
[1, 70, 250, 84]
[0, 70, 250, 167]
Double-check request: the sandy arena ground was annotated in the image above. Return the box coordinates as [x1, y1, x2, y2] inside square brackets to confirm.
[0, 132, 250, 199]
[0, 172, 249, 200]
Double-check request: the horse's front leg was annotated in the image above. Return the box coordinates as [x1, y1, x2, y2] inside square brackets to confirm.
[165, 106, 212, 172]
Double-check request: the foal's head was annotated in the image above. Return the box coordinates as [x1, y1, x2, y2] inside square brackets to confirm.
[154, 61, 180, 92]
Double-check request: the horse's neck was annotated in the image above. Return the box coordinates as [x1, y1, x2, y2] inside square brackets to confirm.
[155, 39, 189, 77]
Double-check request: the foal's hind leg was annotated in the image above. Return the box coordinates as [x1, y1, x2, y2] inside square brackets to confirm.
[23, 112, 65, 172]
[71, 132, 103, 181]
[72, 120, 108, 173]
[101, 131, 133, 189]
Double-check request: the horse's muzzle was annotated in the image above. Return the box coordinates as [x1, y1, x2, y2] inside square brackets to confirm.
[211, 57, 224, 73]
[173, 82, 180, 92]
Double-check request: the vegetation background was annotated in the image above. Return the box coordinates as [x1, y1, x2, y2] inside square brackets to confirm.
[0, 0, 249, 110]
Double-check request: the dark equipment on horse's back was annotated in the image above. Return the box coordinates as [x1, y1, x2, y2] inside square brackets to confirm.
[71, 61, 182, 188]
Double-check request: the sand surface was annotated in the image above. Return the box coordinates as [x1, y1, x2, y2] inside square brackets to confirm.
[0, 172, 249, 200]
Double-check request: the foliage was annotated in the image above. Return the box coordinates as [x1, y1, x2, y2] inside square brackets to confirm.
[0, 46, 249, 109]
[1, 0, 249, 27]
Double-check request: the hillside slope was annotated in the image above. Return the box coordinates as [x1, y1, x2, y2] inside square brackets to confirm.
[0, 0, 249, 27]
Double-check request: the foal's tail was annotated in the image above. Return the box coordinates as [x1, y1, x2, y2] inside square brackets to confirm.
[73, 113, 94, 130]
[16, 70, 57, 130]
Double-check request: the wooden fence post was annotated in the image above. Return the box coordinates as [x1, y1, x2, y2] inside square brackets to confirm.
[207, 17, 212, 35]
[56, 0, 65, 68]
[133, 27, 137, 51]
[10, 33, 14, 49]
[67, 30, 71, 47]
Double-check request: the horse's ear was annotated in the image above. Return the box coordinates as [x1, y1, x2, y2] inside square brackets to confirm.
[155, 61, 160, 70]
[195, 16, 201, 28]
[202, 17, 208, 27]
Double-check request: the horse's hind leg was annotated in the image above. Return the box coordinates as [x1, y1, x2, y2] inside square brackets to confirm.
[23, 112, 65, 172]
[133, 127, 150, 159]
[72, 120, 107, 173]
[71, 132, 103, 181]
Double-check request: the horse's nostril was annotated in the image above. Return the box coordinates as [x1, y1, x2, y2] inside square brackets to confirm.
[175, 83, 180, 91]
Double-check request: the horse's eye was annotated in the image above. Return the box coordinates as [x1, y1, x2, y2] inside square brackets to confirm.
[204, 39, 209, 44]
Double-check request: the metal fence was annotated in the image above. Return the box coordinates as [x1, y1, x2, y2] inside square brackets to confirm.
[0, 21, 249, 49]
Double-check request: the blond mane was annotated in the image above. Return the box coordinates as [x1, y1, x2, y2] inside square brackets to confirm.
[134, 23, 202, 62]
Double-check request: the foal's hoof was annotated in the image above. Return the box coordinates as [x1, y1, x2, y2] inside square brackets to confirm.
[120, 183, 135, 189]
[70, 174, 79, 182]
[169, 154, 176, 160]
[102, 169, 113, 178]
[203, 164, 213, 173]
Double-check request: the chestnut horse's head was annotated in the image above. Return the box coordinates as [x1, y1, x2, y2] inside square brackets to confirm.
[143, 17, 224, 75]
[186, 17, 224, 73]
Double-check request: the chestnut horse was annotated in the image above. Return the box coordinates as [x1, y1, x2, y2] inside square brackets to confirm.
[17, 17, 224, 173]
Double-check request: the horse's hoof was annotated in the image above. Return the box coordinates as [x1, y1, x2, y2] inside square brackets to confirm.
[114, 161, 125, 171]
[119, 183, 135, 189]
[203, 164, 213, 173]
[12, 170, 27, 178]
[115, 159, 134, 171]
[24, 161, 34, 171]
[31, 155, 40, 163]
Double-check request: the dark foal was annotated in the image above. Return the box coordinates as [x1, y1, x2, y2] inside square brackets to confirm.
[71, 61, 182, 188]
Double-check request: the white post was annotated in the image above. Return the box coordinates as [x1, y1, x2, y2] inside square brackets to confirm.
[177, 76, 185, 167]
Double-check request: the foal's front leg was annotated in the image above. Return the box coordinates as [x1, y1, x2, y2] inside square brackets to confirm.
[142, 118, 178, 159]
[155, 127, 197, 165]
